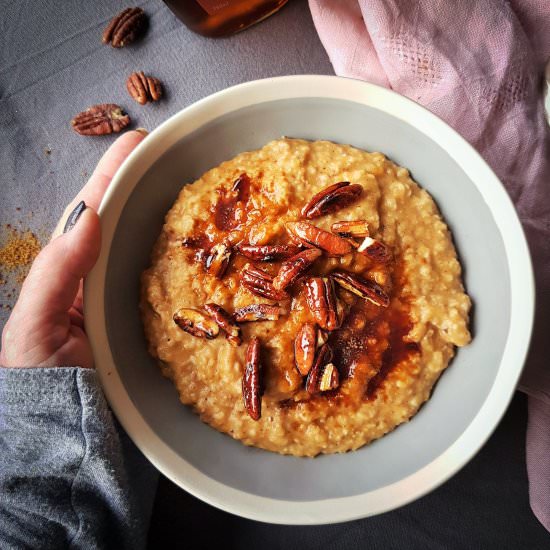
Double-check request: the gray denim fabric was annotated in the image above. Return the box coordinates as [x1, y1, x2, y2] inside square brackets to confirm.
[0, 367, 158, 550]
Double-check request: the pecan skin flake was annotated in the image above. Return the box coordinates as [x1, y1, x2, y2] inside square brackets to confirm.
[102, 7, 148, 48]
[71, 104, 130, 136]
[127, 71, 163, 105]
[242, 337, 263, 420]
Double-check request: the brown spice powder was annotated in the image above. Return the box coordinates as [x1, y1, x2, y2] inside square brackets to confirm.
[0, 229, 42, 272]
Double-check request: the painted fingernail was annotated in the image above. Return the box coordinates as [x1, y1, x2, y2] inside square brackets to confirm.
[135, 127, 148, 136]
[63, 201, 87, 234]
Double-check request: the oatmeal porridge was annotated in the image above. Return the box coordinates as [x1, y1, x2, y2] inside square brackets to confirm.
[140, 138, 471, 457]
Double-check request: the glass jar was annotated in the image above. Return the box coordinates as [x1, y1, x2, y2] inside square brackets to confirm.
[163, 0, 289, 37]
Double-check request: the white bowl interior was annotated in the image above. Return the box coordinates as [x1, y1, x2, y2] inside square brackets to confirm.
[104, 97, 509, 502]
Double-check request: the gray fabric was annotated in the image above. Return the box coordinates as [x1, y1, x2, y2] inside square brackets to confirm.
[0, 366, 157, 549]
[0, 0, 332, 328]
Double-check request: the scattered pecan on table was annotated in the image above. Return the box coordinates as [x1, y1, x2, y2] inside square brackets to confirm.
[102, 7, 148, 48]
[127, 71, 163, 105]
[71, 104, 130, 136]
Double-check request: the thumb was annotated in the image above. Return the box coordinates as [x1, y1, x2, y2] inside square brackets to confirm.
[16, 204, 101, 320]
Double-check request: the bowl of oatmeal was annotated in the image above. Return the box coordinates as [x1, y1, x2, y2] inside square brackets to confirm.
[85, 76, 534, 523]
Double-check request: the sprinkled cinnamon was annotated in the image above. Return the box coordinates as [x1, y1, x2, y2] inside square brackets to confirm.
[0, 228, 42, 273]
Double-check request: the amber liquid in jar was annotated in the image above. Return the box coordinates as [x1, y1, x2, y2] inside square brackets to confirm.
[163, 0, 289, 37]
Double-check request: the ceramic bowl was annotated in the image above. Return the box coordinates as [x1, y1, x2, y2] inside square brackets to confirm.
[85, 76, 534, 524]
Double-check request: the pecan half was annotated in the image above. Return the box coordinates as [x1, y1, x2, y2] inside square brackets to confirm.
[240, 264, 289, 301]
[272, 248, 322, 291]
[305, 343, 333, 394]
[204, 243, 232, 278]
[102, 7, 148, 48]
[357, 236, 390, 263]
[173, 308, 219, 339]
[127, 71, 162, 105]
[71, 104, 130, 136]
[331, 270, 390, 307]
[331, 220, 370, 239]
[301, 182, 362, 219]
[285, 222, 352, 256]
[294, 323, 318, 376]
[318, 363, 340, 391]
[235, 244, 301, 262]
[242, 337, 263, 420]
[233, 304, 282, 322]
[304, 277, 340, 331]
[203, 303, 241, 346]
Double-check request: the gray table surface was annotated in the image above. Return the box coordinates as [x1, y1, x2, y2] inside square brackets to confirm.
[0, 0, 332, 327]
[1, 1, 549, 547]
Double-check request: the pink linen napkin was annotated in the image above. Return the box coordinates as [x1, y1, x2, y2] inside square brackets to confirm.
[309, 0, 550, 531]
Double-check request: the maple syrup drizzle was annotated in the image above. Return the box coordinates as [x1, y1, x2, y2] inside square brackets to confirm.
[181, 172, 420, 403]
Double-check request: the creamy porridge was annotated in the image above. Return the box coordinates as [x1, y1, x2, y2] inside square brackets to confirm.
[140, 138, 471, 457]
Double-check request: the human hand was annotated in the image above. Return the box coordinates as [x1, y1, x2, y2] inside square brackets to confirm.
[0, 130, 147, 368]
